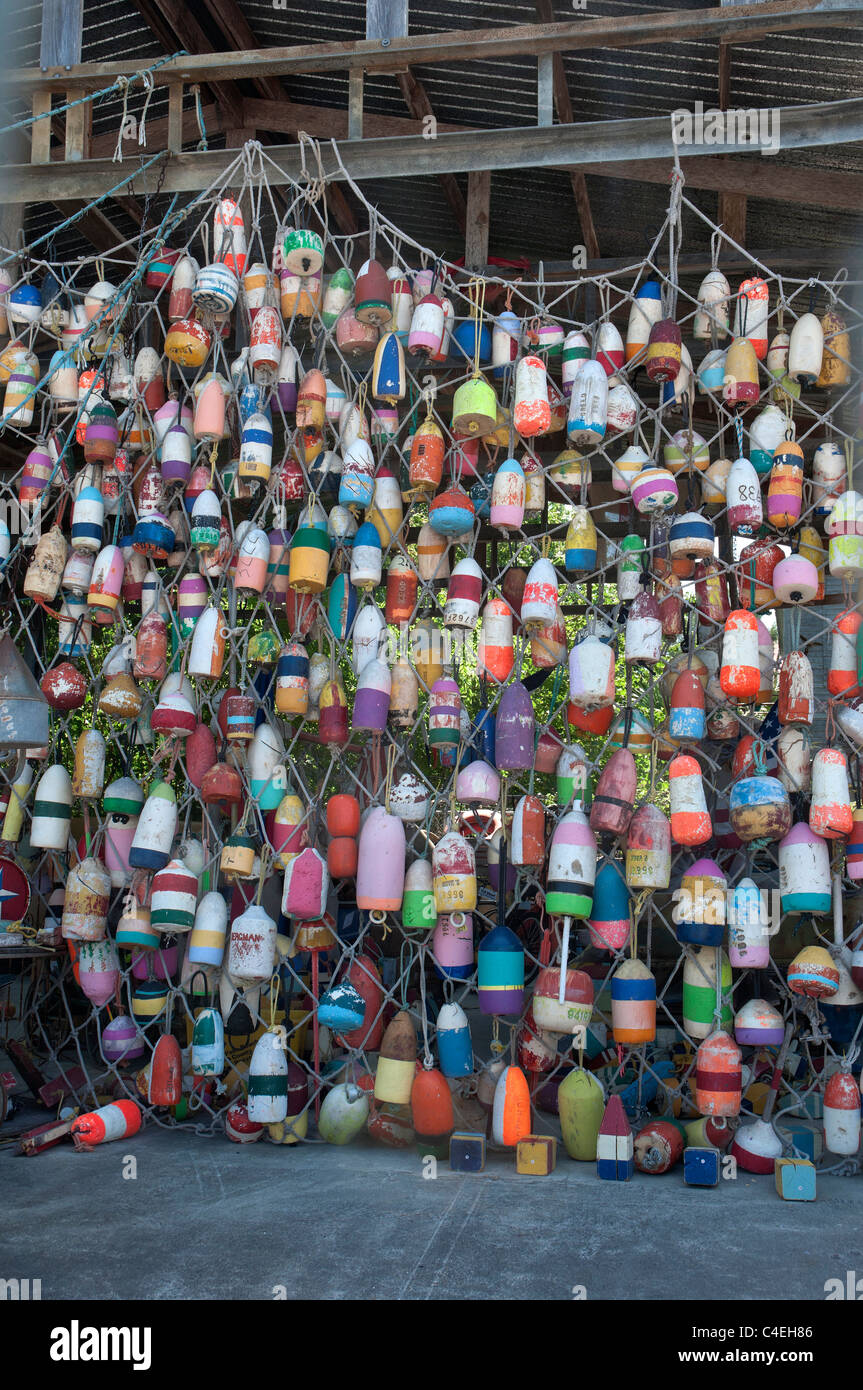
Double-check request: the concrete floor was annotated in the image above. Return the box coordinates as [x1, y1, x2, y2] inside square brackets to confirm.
[3, 1121, 862, 1300]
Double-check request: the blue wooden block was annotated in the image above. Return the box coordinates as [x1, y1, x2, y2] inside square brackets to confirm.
[775, 1158, 816, 1201]
[450, 1131, 486, 1173]
[684, 1146, 720, 1187]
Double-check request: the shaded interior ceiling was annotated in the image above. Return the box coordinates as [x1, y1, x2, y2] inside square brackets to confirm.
[3, 0, 863, 267]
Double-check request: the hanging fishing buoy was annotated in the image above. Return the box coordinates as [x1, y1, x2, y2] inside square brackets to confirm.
[356, 806, 406, 911]
[546, 809, 596, 917]
[682, 946, 732, 1038]
[668, 754, 712, 846]
[810, 747, 853, 839]
[495, 682, 535, 770]
[778, 822, 831, 915]
[491, 1065, 531, 1147]
[477, 923, 525, 1016]
[695, 1032, 742, 1116]
[823, 1072, 861, 1155]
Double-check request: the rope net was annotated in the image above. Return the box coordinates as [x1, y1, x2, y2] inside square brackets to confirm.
[0, 136, 861, 1172]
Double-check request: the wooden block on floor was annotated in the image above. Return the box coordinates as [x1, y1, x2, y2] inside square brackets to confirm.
[516, 1135, 557, 1175]
[450, 1131, 485, 1173]
[684, 1146, 720, 1187]
[597, 1095, 633, 1181]
[775, 1157, 816, 1201]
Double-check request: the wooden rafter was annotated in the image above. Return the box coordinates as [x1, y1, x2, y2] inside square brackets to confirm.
[396, 70, 467, 233]
[534, 0, 599, 259]
[129, 0, 244, 129]
[18, 2, 863, 91]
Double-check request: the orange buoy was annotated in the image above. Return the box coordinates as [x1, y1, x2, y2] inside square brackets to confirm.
[668, 754, 712, 846]
[491, 1064, 531, 1147]
[695, 1031, 742, 1115]
[720, 610, 760, 701]
[411, 1066, 455, 1149]
[148, 1033, 183, 1106]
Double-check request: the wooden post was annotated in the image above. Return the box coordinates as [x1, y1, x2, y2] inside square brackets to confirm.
[40, 0, 84, 69]
[348, 69, 364, 141]
[64, 90, 90, 162]
[366, 0, 409, 42]
[465, 170, 491, 270]
[537, 54, 554, 128]
[717, 41, 747, 245]
[167, 84, 184, 154]
[30, 92, 53, 165]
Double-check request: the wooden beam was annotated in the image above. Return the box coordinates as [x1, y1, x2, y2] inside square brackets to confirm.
[535, 0, 599, 259]
[397, 70, 467, 233]
[18, 2, 863, 90]
[717, 41, 747, 246]
[40, 0, 83, 68]
[198, 0, 286, 104]
[129, 0, 244, 130]
[465, 171, 491, 270]
[366, 0, 409, 41]
[242, 96, 462, 142]
[10, 100, 860, 204]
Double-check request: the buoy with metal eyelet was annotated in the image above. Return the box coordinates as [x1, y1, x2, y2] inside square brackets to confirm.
[227, 902, 277, 984]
